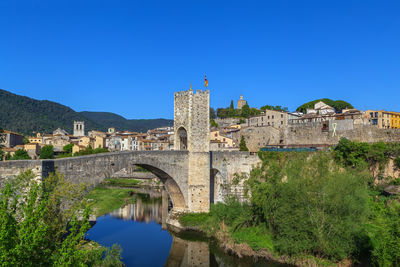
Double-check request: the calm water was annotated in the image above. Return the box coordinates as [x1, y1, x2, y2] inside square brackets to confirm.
[86, 190, 288, 267]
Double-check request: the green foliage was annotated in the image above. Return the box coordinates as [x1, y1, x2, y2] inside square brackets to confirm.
[86, 185, 136, 216]
[81, 111, 173, 133]
[241, 104, 250, 118]
[9, 149, 30, 160]
[239, 136, 249, 151]
[334, 138, 400, 170]
[0, 89, 173, 135]
[395, 157, 400, 169]
[366, 195, 400, 266]
[210, 119, 219, 128]
[0, 171, 123, 266]
[0, 149, 4, 161]
[296, 98, 353, 113]
[260, 105, 288, 112]
[239, 118, 246, 124]
[40, 145, 54, 159]
[63, 143, 74, 153]
[0, 89, 105, 135]
[23, 137, 29, 144]
[209, 107, 216, 119]
[73, 146, 109, 157]
[231, 225, 274, 251]
[103, 178, 141, 187]
[247, 152, 369, 260]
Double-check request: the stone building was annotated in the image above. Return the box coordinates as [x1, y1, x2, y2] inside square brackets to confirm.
[73, 121, 85, 137]
[0, 130, 24, 148]
[237, 95, 247, 110]
[247, 110, 288, 128]
[238, 126, 282, 152]
[364, 110, 400, 129]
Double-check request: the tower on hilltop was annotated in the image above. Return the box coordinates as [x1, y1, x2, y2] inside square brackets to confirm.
[237, 95, 247, 110]
[73, 121, 85, 137]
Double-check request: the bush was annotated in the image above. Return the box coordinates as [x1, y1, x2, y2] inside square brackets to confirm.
[0, 171, 123, 266]
[395, 157, 400, 169]
[40, 145, 54, 159]
[247, 152, 369, 260]
[10, 149, 30, 160]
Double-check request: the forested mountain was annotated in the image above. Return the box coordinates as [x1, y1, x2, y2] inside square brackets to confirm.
[0, 89, 172, 135]
[80, 111, 173, 133]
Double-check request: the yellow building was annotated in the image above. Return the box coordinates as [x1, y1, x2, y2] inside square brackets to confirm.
[78, 136, 94, 148]
[389, 111, 400, 129]
[93, 135, 105, 149]
[28, 133, 43, 144]
[364, 110, 391, 129]
[210, 130, 234, 148]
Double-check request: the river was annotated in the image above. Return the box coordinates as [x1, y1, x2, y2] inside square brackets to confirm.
[86, 190, 288, 266]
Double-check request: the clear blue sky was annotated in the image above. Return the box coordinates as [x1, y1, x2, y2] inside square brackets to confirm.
[1, 1, 399, 119]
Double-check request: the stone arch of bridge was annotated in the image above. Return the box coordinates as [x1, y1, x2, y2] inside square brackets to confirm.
[175, 126, 188, 150]
[210, 168, 227, 204]
[133, 163, 186, 211]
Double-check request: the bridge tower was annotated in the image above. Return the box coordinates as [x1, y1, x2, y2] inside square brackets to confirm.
[174, 89, 210, 212]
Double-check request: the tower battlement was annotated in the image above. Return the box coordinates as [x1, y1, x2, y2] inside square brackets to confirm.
[174, 89, 210, 152]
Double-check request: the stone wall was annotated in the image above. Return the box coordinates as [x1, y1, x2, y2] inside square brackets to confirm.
[211, 151, 261, 203]
[284, 123, 400, 146]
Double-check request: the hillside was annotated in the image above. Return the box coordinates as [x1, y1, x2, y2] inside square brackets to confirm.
[80, 111, 173, 132]
[0, 89, 105, 134]
[0, 89, 172, 135]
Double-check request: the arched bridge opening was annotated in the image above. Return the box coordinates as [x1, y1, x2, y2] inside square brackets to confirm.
[133, 164, 186, 212]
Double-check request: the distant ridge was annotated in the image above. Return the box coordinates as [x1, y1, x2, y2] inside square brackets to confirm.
[0, 88, 173, 135]
[80, 111, 173, 133]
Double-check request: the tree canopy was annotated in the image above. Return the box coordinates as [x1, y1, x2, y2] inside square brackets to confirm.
[296, 98, 353, 113]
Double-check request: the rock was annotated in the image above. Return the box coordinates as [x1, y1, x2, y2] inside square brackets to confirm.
[383, 185, 400, 196]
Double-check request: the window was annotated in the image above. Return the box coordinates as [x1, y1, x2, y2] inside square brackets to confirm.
[272, 115, 274, 119]
[375, 112, 378, 117]
[281, 121, 283, 125]
[281, 114, 283, 118]
[268, 116, 270, 119]
[370, 112, 373, 117]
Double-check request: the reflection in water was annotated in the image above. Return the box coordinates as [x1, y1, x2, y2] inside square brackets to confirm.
[109, 194, 162, 224]
[87, 189, 289, 267]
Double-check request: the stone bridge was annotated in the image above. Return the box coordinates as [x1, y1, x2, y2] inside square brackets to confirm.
[0, 89, 261, 213]
[0, 150, 260, 213]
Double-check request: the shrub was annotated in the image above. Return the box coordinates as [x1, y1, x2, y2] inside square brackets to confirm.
[247, 152, 369, 260]
[40, 145, 54, 159]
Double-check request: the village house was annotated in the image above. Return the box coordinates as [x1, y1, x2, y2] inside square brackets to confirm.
[0, 130, 24, 148]
[247, 109, 288, 128]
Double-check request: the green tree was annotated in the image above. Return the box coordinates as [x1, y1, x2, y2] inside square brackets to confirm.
[40, 145, 54, 159]
[247, 152, 369, 260]
[210, 119, 219, 128]
[209, 107, 216, 119]
[239, 136, 249, 151]
[23, 137, 29, 144]
[296, 98, 353, 113]
[62, 143, 74, 153]
[0, 171, 123, 266]
[10, 149, 30, 160]
[241, 104, 250, 118]
[228, 100, 236, 117]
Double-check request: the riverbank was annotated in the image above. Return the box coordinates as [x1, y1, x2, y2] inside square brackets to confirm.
[174, 211, 343, 267]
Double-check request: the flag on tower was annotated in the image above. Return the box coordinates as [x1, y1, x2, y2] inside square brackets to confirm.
[205, 75, 208, 88]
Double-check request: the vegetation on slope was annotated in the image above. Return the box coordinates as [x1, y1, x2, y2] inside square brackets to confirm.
[0, 171, 123, 266]
[0, 89, 104, 135]
[296, 98, 353, 113]
[0, 88, 173, 135]
[80, 111, 173, 132]
[180, 146, 400, 266]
